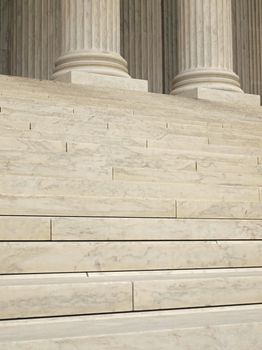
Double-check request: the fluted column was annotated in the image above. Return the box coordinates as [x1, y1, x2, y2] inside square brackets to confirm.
[120, 0, 163, 92]
[0, 0, 11, 75]
[10, 0, 61, 80]
[54, 0, 129, 79]
[172, 0, 242, 95]
[232, 0, 262, 97]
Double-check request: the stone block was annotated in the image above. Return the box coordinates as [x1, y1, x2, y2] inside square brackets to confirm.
[133, 270, 262, 310]
[0, 306, 261, 349]
[0, 241, 262, 273]
[0, 217, 50, 241]
[177, 200, 262, 219]
[52, 217, 262, 241]
[54, 71, 148, 92]
[0, 275, 132, 319]
[176, 87, 261, 106]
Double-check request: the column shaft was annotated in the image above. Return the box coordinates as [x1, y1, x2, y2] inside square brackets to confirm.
[54, 0, 129, 78]
[0, 0, 11, 75]
[232, 0, 262, 97]
[10, 0, 61, 80]
[172, 0, 242, 94]
[120, 0, 163, 92]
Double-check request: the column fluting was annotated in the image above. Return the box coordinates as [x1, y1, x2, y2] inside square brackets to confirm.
[54, 0, 129, 78]
[10, 0, 61, 80]
[172, 0, 242, 94]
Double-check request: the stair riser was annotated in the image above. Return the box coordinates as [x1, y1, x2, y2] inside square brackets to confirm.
[1, 322, 261, 350]
[2, 216, 262, 241]
[0, 242, 262, 273]
[113, 167, 262, 186]
[1, 274, 262, 320]
[0, 176, 259, 202]
[0, 281, 132, 320]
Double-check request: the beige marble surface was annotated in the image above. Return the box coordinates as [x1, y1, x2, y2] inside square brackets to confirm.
[0, 306, 261, 349]
[0, 217, 50, 241]
[0, 276, 132, 319]
[52, 217, 262, 241]
[0, 174, 259, 202]
[0, 194, 175, 217]
[56, 71, 148, 92]
[1, 241, 262, 274]
[177, 200, 262, 219]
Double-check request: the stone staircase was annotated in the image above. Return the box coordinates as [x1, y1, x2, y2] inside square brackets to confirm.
[0, 74, 262, 349]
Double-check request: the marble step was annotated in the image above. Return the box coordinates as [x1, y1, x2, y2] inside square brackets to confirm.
[198, 159, 262, 174]
[0, 136, 257, 166]
[1, 269, 262, 320]
[51, 217, 262, 241]
[0, 125, 208, 150]
[0, 160, 112, 180]
[2, 195, 262, 219]
[8, 106, 262, 144]
[1, 241, 262, 274]
[0, 305, 261, 349]
[1, 150, 262, 178]
[2, 216, 262, 241]
[3, 122, 262, 158]
[1, 80, 262, 128]
[0, 136, 66, 153]
[68, 143, 259, 165]
[0, 149, 197, 174]
[0, 175, 259, 202]
[177, 200, 262, 219]
[1, 75, 262, 122]
[149, 136, 262, 155]
[209, 133, 262, 149]
[0, 194, 175, 217]
[113, 166, 262, 186]
[3, 106, 262, 148]
[0, 273, 132, 320]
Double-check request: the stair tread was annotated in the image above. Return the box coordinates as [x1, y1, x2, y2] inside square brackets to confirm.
[0, 305, 261, 345]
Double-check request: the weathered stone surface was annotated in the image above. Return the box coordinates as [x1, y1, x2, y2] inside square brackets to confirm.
[0, 306, 261, 349]
[0, 241, 262, 274]
[0, 217, 50, 241]
[0, 274, 132, 319]
[52, 217, 262, 241]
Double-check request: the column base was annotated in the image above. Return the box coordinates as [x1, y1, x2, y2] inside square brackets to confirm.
[172, 88, 261, 106]
[53, 71, 148, 92]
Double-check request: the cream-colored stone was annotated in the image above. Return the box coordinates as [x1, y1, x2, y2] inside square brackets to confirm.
[0, 194, 174, 217]
[53, 0, 130, 81]
[0, 241, 262, 273]
[55, 71, 148, 92]
[52, 217, 262, 241]
[68, 142, 258, 165]
[0, 306, 262, 349]
[0, 175, 258, 202]
[176, 88, 260, 106]
[197, 159, 262, 175]
[0, 275, 132, 319]
[177, 200, 262, 219]
[172, 0, 243, 95]
[113, 166, 262, 187]
[0, 149, 196, 173]
[0, 137, 65, 153]
[134, 270, 262, 310]
[0, 217, 50, 241]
